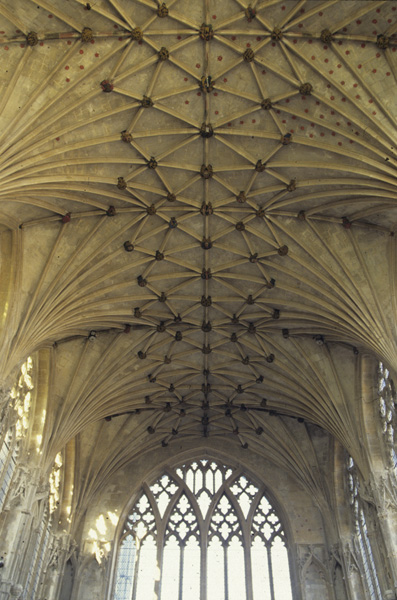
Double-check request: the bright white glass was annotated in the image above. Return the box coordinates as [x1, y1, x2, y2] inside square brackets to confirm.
[182, 537, 200, 600]
[228, 536, 246, 600]
[160, 536, 180, 600]
[207, 537, 225, 600]
[115, 460, 293, 600]
[272, 537, 293, 600]
[135, 537, 157, 600]
[251, 537, 271, 600]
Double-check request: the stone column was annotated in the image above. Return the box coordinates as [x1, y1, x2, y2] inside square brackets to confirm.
[368, 473, 397, 596]
[340, 540, 366, 600]
[40, 533, 74, 600]
[0, 581, 23, 600]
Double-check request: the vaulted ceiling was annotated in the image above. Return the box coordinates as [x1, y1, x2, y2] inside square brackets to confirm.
[0, 0, 396, 520]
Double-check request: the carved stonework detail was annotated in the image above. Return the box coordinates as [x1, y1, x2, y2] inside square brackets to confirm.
[199, 23, 214, 41]
[376, 34, 389, 50]
[343, 541, 361, 574]
[297, 544, 329, 585]
[0, 387, 13, 425]
[369, 472, 397, 517]
[10, 584, 24, 598]
[299, 82, 313, 96]
[81, 27, 93, 43]
[261, 98, 272, 110]
[131, 28, 143, 41]
[243, 48, 255, 62]
[26, 31, 38, 46]
[158, 47, 169, 61]
[321, 29, 334, 44]
[5, 465, 29, 509]
[157, 3, 168, 18]
[271, 27, 283, 41]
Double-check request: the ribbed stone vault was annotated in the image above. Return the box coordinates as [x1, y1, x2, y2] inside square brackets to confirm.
[0, 0, 396, 496]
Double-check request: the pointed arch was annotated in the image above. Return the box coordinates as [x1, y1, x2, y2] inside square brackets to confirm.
[111, 456, 294, 600]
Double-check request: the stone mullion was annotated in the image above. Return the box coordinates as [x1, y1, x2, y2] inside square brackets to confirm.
[359, 508, 382, 600]
[131, 540, 142, 600]
[267, 544, 275, 600]
[243, 514, 253, 600]
[0, 434, 16, 510]
[223, 543, 229, 600]
[178, 543, 184, 600]
[356, 514, 379, 600]
[200, 487, 209, 600]
[153, 484, 169, 600]
[362, 354, 397, 594]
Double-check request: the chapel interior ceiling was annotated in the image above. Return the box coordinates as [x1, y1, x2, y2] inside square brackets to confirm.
[0, 0, 396, 500]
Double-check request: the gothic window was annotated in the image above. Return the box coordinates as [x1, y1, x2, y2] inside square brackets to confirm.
[113, 459, 293, 600]
[49, 452, 63, 513]
[0, 356, 34, 509]
[0, 431, 17, 509]
[12, 356, 34, 439]
[347, 457, 382, 600]
[24, 507, 51, 600]
[378, 363, 396, 468]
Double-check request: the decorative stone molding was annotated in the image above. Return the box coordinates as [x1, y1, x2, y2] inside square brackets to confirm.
[81, 27, 93, 43]
[157, 2, 168, 18]
[320, 29, 333, 44]
[26, 32, 38, 46]
[297, 544, 330, 585]
[10, 584, 23, 598]
[342, 541, 361, 574]
[130, 28, 143, 41]
[158, 47, 169, 61]
[5, 466, 29, 509]
[199, 23, 214, 41]
[368, 472, 397, 517]
[243, 48, 255, 62]
[0, 387, 12, 415]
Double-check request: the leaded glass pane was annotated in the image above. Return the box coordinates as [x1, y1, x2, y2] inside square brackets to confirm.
[271, 537, 293, 600]
[182, 537, 200, 600]
[134, 535, 157, 600]
[348, 456, 382, 600]
[114, 535, 135, 600]
[227, 536, 246, 600]
[252, 536, 271, 600]
[378, 362, 397, 468]
[207, 537, 225, 600]
[160, 535, 180, 600]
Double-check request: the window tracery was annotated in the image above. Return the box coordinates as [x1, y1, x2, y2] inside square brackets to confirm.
[49, 452, 63, 513]
[113, 458, 293, 600]
[0, 356, 34, 508]
[0, 430, 17, 509]
[378, 363, 396, 468]
[347, 457, 382, 600]
[12, 356, 34, 439]
[24, 506, 51, 600]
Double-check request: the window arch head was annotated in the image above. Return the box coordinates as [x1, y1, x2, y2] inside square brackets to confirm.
[113, 458, 293, 600]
